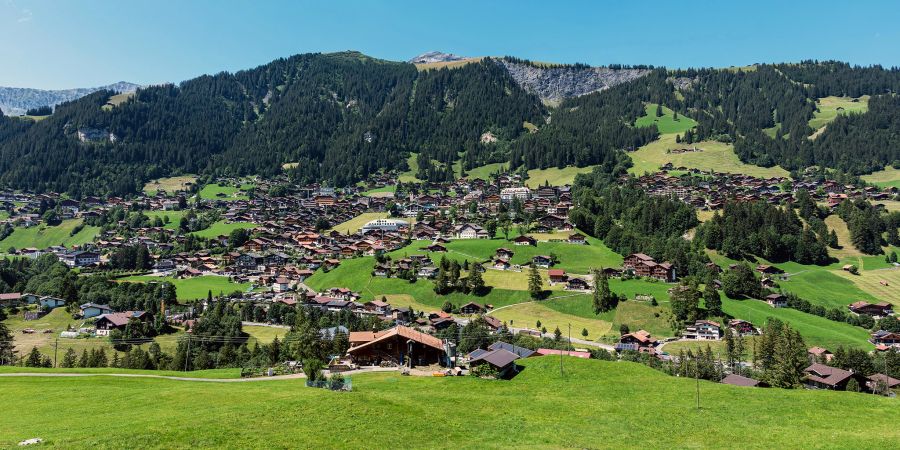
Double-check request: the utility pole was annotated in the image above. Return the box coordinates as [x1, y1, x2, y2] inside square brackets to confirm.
[696, 359, 701, 410]
[53, 337, 59, 368]
[184, 335, 192, 372]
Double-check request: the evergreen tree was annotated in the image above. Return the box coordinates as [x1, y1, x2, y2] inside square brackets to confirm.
[25, 347, 42, 367]
[528, 265, 543, 299]
[61, 348, 77, 368]
[703, 280, 722, 316]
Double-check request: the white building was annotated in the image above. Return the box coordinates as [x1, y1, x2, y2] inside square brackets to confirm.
[360, 218, 408, 233]
[500, 187, 531, 201]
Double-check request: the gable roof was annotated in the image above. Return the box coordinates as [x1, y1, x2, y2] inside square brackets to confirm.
[721, 374, 761, 387]
[470, 348, 520, 368]
[804, 363, 853, 386]
[488, 341, 535, 358]
[347, 325, 444, 353]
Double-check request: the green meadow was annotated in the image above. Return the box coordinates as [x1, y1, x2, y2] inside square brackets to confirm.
[0, 219, 99, 250]
[118, 275, 253, 301]
[190, 220, 258, 239]
[634, 103, 697, 134]
[0, 357, 896, 448]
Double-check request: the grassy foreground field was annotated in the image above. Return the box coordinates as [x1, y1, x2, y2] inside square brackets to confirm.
[0, 357, 896, 448]
[0, 219, 99, 250]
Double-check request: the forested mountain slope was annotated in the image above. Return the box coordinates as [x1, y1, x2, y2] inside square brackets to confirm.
[0, 53, 898, 197]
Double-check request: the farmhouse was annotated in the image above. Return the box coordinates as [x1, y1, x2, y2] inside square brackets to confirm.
[346, 325, 447, 367]
[848, 301, 892, 317]
[615, 330, 658, 352]
[721, 374, 765, 387]
[547, 269, 567, 284]
[728, 319, 757, 336]
[803, 363, 856, 390]
[871, 330, 900, 347]
[532, 255, 553, 268]
[95, 311, 153, 337]
[488, 341, 536, 358]
[459, 302, 485, 315]
[469, 348, 521, 378]
[765, 293, 787, 308]
[565, 277, 590, 291]
[512, 235, 537, 246]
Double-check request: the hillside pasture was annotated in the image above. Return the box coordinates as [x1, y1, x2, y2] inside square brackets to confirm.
[808, 96, 869, 132]
[861, 166, 900, 189]
[198, 183, 252, 201]
[833, 267, 900, 308]
[634, 103, 697, 134]
[414, 57, 484, 71]
[143, 210, 186, 230]
[0, 219, 99, 250]
[628, 134, 789, 178]
[525, 166, 596, 188]
[142, 175, 197, 196]
[488, 300, 613, 338]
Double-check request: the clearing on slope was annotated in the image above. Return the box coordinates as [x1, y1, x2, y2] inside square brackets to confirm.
[0, 219, 99, 250]
[634, 103, 697, 134]
[525, 166, 597, 188]
[628, 134, 790, 178]
[808, 96, 869, 133]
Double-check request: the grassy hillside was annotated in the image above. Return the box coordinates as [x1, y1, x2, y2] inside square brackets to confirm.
[0, 357, 896, 448]
[143, 210, 186, 230]
[118, 275, 253, 301]
[198, 183, 254, 201]
[808, 96, 869, 131]
[0, 219, 99, 250]
[721, 298, 872, 350]
[634, 103, 697, 134]
[861, 166, 900, 189]
[142, 175, 197, 196]
[628, 134, 790, 178]
[525, 166, 597, 187]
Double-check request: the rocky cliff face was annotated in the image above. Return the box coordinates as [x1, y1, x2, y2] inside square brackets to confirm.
[408, 51, 467, 64]
[497, 59, 650, 103]
[0, 81, 140, 115]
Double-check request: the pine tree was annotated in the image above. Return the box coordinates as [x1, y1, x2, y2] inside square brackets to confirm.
[528, 265, 543, 299]
[25, 347, 42, 367]
[703, 280, 722, 316]
[467, 264, 485, 295]
[61, 348, 77, 368]
[655, 104, 663, 118]
[77, 349, 89, 368]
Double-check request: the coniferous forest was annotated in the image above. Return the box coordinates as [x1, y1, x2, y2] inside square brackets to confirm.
[0, 54, 899, 197]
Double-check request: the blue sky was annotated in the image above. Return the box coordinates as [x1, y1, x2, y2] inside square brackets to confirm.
[2, 0, 899, 89]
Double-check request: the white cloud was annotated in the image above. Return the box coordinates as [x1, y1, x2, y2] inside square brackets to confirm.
[17, 8, 32, 22]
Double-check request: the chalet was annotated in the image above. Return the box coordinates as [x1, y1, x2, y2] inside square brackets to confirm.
[532, 255, 553, 268]
[765, 293, 787, 308]
[848, 301, 893, 317]
[346, 325, 446, 367]
[459, 302, 485, 315]
[565, 277, 590, 291]
[729, 319, 756, 336]
[454, 223, 489, 239]
[808, 347, 834, 363]
[491, 259, 511, 270]
[615, 330, 658, 352]
[272, 277, 291, 293]
[417, 266, 438, 279]
[866, 373, 900, 393]
[756, 265, 783, 275]
[495, 248, 514, 260]
[871, 330, 900, 347]
[682, 320, 721, 340]
[0, 292, 22, 306]
[567, 233, 587, 245]
[511, 235, 536, 246]
[80, 303, 114, 318]
[803, 363, 855, 390]
[423, 243, 447, 252]
[623, 253, 675, 282]
[536, 214, 569, 230]
[548, 269, 567, 284]
[95, 311, 153, 337]
[469, 348, 521, 378]
[601, 267, 622, 278]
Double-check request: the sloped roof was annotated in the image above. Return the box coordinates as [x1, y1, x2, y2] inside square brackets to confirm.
[347, 325, 444, 353]
[470, 348, 520, 368]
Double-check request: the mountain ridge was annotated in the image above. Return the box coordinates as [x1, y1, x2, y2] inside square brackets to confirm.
[0, 81, 140, 115]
